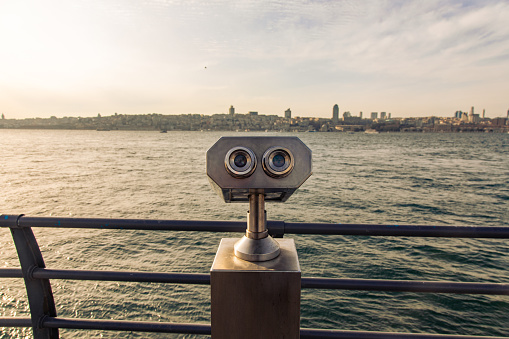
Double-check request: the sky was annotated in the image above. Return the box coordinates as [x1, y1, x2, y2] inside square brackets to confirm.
[1, 0, 508, 119]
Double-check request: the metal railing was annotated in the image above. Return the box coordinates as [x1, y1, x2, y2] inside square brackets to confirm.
[1, 214, 508, 339]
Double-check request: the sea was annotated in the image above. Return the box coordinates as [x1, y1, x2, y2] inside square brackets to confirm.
[1, 129, 508, 338]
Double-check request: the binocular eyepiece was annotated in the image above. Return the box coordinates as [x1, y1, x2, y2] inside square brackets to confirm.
[225, 147, 257, 178]
[262, 146, 294, 178]
[225, 146, 295, 179]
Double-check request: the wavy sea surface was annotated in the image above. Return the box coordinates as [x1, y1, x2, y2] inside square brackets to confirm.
[1, 130, 508, 338]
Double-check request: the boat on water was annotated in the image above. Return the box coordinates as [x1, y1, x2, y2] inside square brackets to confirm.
[364, 129, 379, 134]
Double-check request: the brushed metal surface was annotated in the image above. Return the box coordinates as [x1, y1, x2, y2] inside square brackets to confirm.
[211, 238, 301, 272]
[211, 238, 301, 339]
[233, 235, 281, 262]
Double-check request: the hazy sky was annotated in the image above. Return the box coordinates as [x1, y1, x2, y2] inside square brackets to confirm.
[1, 0, 508, 119]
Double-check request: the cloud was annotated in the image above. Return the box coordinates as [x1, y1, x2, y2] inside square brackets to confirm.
[1, 0, 508, 117]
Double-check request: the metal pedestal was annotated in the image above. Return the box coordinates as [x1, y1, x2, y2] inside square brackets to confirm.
[211, 238, 301, 339]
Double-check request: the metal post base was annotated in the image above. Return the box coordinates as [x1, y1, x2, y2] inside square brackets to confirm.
[211, 238, 301, 339]
[234, 235, 280, 262]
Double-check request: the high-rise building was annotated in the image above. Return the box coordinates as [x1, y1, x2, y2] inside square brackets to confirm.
[371, 112, 378, 119]
[229, 105, 235, 115]
[455, 111, 462, 119]
[461, 112, 469, 122]
[380, 112, 387, 120]
[469, 106, 474, 123]
[285, 108, 291, 119]
[388, 113, 391, 119]
[343, 111, 351, 119]
[332, 104, 339, 123]
[483, 109, 485, 119]
[359, 112, 363, 119]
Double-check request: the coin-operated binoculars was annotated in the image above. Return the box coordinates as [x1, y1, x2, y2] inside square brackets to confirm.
[208, 136, 311, 339]
[207, 136, 312, 261]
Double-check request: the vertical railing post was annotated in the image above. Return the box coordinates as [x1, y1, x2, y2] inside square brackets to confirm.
[5, 214, 59, 338]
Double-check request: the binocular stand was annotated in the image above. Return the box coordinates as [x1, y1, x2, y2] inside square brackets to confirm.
[210, 192, 301, 339]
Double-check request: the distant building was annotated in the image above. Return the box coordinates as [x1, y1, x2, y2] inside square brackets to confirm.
[492, 117, 507, 126]
[483, 109, 485, 119]
[229, 105, 235, 115]
[469, 106, 475, 123]
[380, 112, 387, 120]
[359, 111, 363, 119]
[343, 111, 351, 119]
[454, 111, 462, 119]
[332, 104, 339, 123]
[371, 112, 378, 119]
[388, 113, 391, 119]
[249, 111, 258, 116]
[285, 108, 291, 119]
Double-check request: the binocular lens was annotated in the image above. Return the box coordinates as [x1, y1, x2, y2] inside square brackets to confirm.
[262, 147, 294, 178]
[272, 154, 286, 168]
[234, 154, 248, 168]
[225, 147, 256, 178]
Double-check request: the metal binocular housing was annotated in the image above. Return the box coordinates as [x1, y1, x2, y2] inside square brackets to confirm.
[207, 136, 312, 203]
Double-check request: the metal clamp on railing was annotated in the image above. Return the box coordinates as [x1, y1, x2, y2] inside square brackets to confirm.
[2, 214, 24, 228]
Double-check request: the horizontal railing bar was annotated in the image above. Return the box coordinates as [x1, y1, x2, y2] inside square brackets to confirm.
[31, 268, 211, 284]
[0, 268, 22, 278]
[2, 215, 508, 238]
[8, 268, 507, 295]
[284, 222, 509, 238]
[16, 216, 247, 232]
[300, 328, 509, 339]
[1, 317, 506, 338]
[301, 277, 509, 295]
[0, 317, 32, 327]
[42, 317, 211, 334]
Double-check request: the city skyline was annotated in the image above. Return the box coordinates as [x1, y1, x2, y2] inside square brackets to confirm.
[2, 104, 508, 121]
[0, 104, 509, 121]
[1, 1, 509, 119]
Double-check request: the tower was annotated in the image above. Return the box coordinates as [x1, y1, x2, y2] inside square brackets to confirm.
[332, 104, 339, 123]
[229, 105, 235, 115]
[285, 108, 291, 119]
